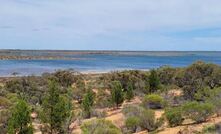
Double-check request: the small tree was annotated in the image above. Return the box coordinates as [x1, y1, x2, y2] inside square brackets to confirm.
[82, 90, 94, 118]
[149, 70, 160, 93]
[8, 99, 33, 134]
[111, 81, 124, 108]
[41, 80, 71, 133]
[125, 82, 134, 101]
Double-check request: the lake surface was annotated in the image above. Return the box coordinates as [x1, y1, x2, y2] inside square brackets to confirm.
[0, 51, 221, 76]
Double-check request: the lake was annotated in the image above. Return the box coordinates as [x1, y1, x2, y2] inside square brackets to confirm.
[0, 51, 221, 76]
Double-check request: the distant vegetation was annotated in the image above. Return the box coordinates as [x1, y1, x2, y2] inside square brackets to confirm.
[0, 61, 221, 133]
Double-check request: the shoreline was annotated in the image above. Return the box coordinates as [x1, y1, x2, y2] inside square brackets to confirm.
[0, 69, 149, 78]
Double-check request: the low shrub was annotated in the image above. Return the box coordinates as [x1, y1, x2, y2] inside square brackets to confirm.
[165, 107, 183, 127]
[142, 94, 165, 109]
[81, 119, 122, 134]
[182, 102, 214, 123]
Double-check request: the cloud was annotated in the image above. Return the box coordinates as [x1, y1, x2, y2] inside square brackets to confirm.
[1, 0, 221, 50]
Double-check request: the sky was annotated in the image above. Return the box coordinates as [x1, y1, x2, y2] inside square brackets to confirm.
[1, 0, 221, 51]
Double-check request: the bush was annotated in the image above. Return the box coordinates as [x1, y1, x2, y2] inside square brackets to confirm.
[125, 117, 140, 133]
[123, 105, 159, 131]
[182, 102, 214, 123]
[165, 107, 183, 127]
[142, 94, 165, 109]
[81, 119, 122, 134]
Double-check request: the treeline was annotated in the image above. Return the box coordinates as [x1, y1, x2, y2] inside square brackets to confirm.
[0, 61, 221, 133]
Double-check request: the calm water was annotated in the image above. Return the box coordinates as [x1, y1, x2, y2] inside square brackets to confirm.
[0, 51, 221, 76]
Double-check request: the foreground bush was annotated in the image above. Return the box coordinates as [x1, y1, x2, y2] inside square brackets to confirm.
[165, 107, 183, 127]
[81, 119, 122, 134]
[182, 102, 214, 123]
[142, 94, 165, 109]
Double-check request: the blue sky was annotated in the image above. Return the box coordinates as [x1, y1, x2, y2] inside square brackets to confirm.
[1, 0, 221, 50]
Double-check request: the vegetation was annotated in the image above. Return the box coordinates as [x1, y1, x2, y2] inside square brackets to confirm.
[182, 101, 214, 123]
[125, 116, 140, 133]
[0, 61, 221, 133]
[82, 90, 95, 118]
[40, 80, 71, 133]
[81, 119, 122, 134]
[149, 69, 160, 93]
[165, 107, 183, 127]
[7, 99, 33, 134]
[123, 105, 161, 131]
[142, 94, 165, 109]
[111, 81, 124, 108]
[125, 81, 134, 101]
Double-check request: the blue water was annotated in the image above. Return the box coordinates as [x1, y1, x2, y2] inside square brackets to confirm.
[0, 51, 221, 76]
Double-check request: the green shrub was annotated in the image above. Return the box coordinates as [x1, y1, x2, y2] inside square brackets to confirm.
[81, 119, 122, 134]
[182, 102, 214, 123]
[125, 117, 140, 133]
[143, 94, 165, 109]
[165, 107, 183, 127]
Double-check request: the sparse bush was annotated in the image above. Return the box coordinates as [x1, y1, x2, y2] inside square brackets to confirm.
[182, 102, 214, 123]
[165, 107, 183, 127]
[142, 94, 165, 109]
[81, 119, 122, 134]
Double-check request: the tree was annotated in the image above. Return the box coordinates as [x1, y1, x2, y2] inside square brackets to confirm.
[149, 70, 160, 93]
[125, 82, 134, 101]
[8, 99, 33, 134]
[41, 80, 71, 133]
[82, 90, 94, 118]
[111, 81, 124, 108]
